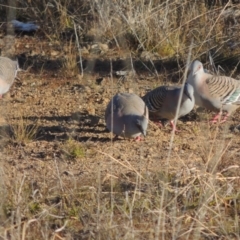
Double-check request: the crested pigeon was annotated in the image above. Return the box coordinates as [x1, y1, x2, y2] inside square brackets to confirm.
[0, 57, 19, 98]
[142, 83, 195, 131]
[105, 93, 149, 140]
[187, 60, 240, 123]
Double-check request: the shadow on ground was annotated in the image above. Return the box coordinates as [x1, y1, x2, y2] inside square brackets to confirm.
[0, 111, 110, 143]
[17, 53, 240, 83]
[17, 54, 186, 82]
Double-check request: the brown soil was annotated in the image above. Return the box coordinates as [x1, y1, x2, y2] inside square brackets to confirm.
[1, 35, 240, 239]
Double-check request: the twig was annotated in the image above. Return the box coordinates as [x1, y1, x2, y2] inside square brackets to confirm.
[97, 150, 143, 179]
[54, 153, 64, 192]
[73, 21, 83, 77]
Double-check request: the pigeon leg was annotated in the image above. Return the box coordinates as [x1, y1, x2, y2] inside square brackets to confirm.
[210, 112, 221, 123]
[170, 120, 180, 132]
[152, 120, 163, 128]
[134, 136, 144, 141]
[220, 113, 229, 123]
[150, 115, 163, 128]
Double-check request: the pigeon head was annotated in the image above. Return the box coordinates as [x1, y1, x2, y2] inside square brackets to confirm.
[191, 60, 204, 76]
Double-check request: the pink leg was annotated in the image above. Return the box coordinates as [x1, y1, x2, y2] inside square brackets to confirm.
[210, 112, 221, 123]
[134, 136, 143, 141]
[154, 121, 163, 128]
[170, 120, 180, 132]
[210, 112, 229, 124]
[150, 116, 163, 128]
[220, 113, 229, 123]
[0, 94, 2, 99]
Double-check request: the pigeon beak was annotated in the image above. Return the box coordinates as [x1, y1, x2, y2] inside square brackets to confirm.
[184, 87, 192, 101]
[193, 65, 202, 76]
[136, 120, 146, 137]
[142, 130, 147, 137]
[139, 125, 146, 137]
[193, 68, 199, 76]
[186, 92, 192, 101]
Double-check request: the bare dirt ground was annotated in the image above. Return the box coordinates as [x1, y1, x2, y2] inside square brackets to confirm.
[0, 35, 240, 239]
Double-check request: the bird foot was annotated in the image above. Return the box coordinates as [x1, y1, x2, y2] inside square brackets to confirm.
[172, 128, 180, 133]
[170, 121, 180, 133]
[209, 113, 221, 123]
[220, 119, 227, 124]
[134, 136, 144, 141]
[210, 119, 227, 124]
[209, 113, 228, 124]
[220, 114, 229, 123]
[154, 121, 163, 128]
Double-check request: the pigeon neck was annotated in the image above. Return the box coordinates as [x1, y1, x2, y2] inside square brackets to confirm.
[194, 69, 206, 85]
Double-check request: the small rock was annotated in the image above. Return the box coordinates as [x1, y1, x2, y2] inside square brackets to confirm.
[50, 50, 59, 57]
[115, 70, 128, 77]
[98, 43, 108, 52]
[90, 43, 108, 54]
[91, 44, 98, 49]
[30, 50, 38, 56]
[90, 44, 101, 54]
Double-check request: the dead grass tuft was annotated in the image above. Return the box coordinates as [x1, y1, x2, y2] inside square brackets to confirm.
[8, 115, 39, 145]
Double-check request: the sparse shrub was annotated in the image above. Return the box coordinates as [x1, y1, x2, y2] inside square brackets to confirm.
[28, 201, 41, 214]
[62, 39, 79, 77]
[0, 113, 38, 144]
[63, 139, 85, 159]
[8, 115, 38, 144]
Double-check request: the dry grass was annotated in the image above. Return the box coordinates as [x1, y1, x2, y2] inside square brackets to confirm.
[0, 0, 240, 239]
[9, 116, 39, 145]
[4, 0, 239, 63]
[0, 71, 239, 239]
[62, 38, 79, 77]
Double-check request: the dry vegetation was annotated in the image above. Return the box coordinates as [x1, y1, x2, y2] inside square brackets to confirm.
[0, 0, 240, 239]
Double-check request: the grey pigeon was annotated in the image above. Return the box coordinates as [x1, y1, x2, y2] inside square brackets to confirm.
[105, 93, 149, 140]
[187, 60, 240, 123]
[0, 57, 19, 98]
[142, 83, 194, 131]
